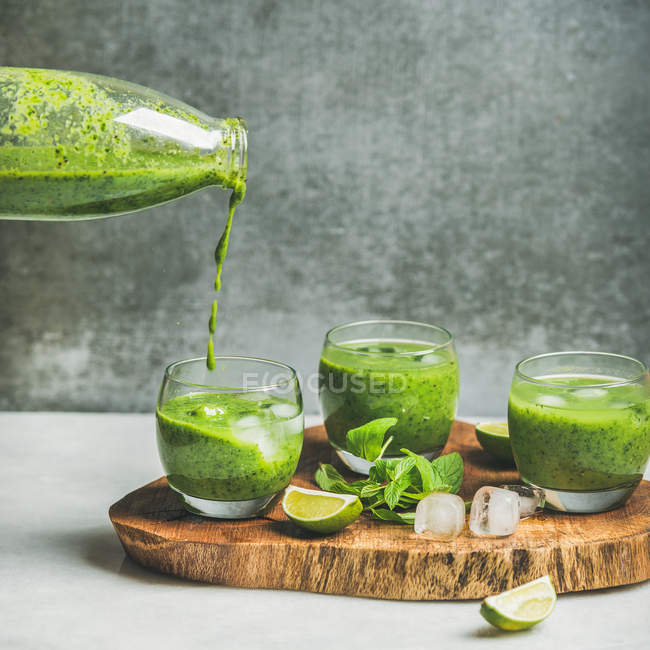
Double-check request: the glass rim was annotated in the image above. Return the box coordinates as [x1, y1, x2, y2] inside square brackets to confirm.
[325, 319, 453, 357]
[163, 355, 298, 391]
[514, 350, 649, 388]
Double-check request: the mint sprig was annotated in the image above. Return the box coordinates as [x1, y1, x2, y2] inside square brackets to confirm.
[314, 450, 464, 524]
[315, 417, 464, 524]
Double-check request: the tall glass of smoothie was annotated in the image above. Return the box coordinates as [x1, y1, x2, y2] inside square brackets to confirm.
[319, 320, 459, 473]
[156, 356, 304, 518]
[508, 351, 650, 513]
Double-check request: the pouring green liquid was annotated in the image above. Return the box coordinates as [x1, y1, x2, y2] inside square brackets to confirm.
[0, 67, 248, 369]
[208, 183, 246, 369]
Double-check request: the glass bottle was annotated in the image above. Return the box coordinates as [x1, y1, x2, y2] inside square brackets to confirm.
[0, 67, 247, 219]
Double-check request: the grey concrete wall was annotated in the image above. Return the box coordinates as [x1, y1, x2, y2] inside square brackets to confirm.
[1, 0, 648, 416]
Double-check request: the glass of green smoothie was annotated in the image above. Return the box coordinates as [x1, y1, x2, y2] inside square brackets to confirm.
[508, 351, 650, 513]
[156, 356, 304, 518]
[319, 320, 459, 474]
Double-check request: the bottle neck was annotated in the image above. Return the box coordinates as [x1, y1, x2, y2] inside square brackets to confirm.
[218, 118, 247, 190]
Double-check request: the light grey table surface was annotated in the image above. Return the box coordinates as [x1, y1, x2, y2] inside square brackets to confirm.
[0, 412, 647, 650]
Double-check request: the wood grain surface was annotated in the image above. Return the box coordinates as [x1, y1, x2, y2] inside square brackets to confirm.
[109, 422, 649, 600]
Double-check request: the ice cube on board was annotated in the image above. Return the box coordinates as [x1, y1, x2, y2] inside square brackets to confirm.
[414, 493, 465, 541]
[469, 486, 519, 537]
[499, 484, 545, 518]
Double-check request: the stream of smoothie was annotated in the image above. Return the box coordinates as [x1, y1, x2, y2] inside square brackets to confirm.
[207, 183, 245, 370]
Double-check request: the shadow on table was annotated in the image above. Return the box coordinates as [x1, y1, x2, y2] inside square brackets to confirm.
[51, 525, 212, 588]
[468, 625, 530, 639]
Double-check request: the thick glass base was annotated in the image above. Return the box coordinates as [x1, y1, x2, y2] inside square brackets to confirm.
[170, 486, 277, 519]
[524, 479, 638, 514]
[334, 446, 443, 475]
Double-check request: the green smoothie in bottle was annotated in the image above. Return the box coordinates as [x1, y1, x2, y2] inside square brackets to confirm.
[0, 67, 247, 368]
[0, 67, 246, 219]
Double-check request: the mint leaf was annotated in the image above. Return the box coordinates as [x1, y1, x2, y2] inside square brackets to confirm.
[383, 456, 417, 509]
[389, 455, 417, 483]
[370, 508, 416, 524]
[313, 465, 387, 509]
[384, 480, 405, 509]
[346, 417, 398, 461]
[369, 457, 400, 483]
[400, 448, 437, 492]
[314, 464, 349, 493]
[315, 464, 365, 496]
[359, 482, 384, 499]
[431, 452, 463, 494]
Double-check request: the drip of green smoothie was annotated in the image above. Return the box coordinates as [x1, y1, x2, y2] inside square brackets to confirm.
[209, 300, 218, 332]
[207, 183, 246, 370]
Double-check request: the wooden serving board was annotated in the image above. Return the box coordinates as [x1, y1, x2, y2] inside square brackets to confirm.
[109, 422, 649, 600]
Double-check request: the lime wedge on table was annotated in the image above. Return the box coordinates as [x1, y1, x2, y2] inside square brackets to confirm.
[475, 422, 514, 462]
[480, 576, 556, 631]
[282, 486, 362, 534]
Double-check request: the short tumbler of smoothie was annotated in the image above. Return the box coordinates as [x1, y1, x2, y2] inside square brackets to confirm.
[156, 356, 304, 518]
[508, 351, 650, 513]
[319, 320, 459, 474]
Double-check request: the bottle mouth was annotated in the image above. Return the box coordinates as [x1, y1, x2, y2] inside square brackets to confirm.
[228, 117, 247, 183]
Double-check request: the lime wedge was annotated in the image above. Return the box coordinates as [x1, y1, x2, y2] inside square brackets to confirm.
[282, 485, 362, 534]
[475, 422, 514, 462]
[480, 575, 556, 631]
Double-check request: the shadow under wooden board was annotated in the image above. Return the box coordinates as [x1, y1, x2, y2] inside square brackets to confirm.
[109, 422, 649, 600]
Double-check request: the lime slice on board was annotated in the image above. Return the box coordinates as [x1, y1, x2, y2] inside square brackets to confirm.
[475, 422, 514, 462]
[282, 485, 362, 534]
[480, 575, 556, 631]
